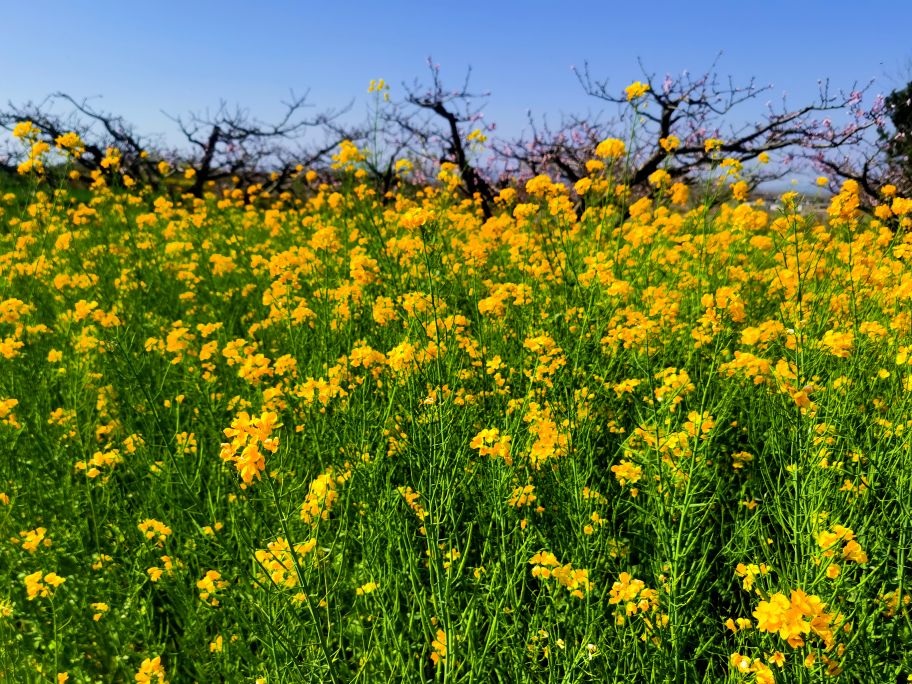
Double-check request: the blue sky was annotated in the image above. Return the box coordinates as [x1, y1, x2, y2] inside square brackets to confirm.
[3, 1, 911, 150]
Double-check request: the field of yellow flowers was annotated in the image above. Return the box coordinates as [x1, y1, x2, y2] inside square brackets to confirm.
[2, 119, 912, 683]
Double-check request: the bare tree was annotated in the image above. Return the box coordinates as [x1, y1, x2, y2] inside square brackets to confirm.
[808, 84, 912, 200]
[0, 91, 350, 196]
[498, 111, 615, 185]
[165, 92, 350, 196]
[0, 59, 897, 209]
[380, 61, 496, 217]
[499, 58, 878, 201]
[0, 93, 162, 183]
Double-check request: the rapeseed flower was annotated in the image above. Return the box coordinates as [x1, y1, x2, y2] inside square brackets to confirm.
[624, 81, 650, 101]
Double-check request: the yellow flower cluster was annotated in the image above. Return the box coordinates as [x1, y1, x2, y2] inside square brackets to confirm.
[529, 551, 591, 599]
[219, 411, 281, 485]
[610, 460, 642, 494]
[0, 398, 21, 429]
[729, 652, 776, 684]
[430, 628, 447, 665]
[816, 525, 867, 578]
[751, 589, 845, 651]
[300, 467, 351, 525]
[138, 519, 172, 545]
[331, 140, 367, 170]
[507, 484, 537, 508]
[397, 486, 429, 535]
[469, 427, 512, 464]
[624, 81, 650, 101]
[147, 555, 181, 582]
[24, 571, 65, 600]
[608, 572, 664, 630]
[595, 137, 626, 159]
[254, 537, 318, 588]
[74, 449, 123, 480]
[135, 656, 167, 684]
[18, 527, 51, 553]
[735, 562, 770, 592]
[196, 569, 228, 606]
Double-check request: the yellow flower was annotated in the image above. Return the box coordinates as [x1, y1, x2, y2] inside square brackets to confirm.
[507, 484, 537, 508]
[138, 519, 172, 544]
[45, 572, 65, 587]
[526, 174, 558, 196]
[367, 78, 388, 93]
[470, 428, 512, 465]
[731, 180, 749, 201]
[817, 525, 867, 563]
[625, 81, 650, 101]
[659, 135, 680, 152]
[670, 182, 689, 206]
[100, 147, 121, 170]
[355, 581, 378, 595]
[399, 207, 433, 231]
[301, 467, 350, 524]
[648, 169, 671, 187]
[12, 121, 37, 139]
[25, 571, 65, 600]
[135, 655, 167, 683]
[891, 197, 912, 215]
[704, 138, 724, 154]
[19, 527, 50, 553]
[611, 459, 642, 487]
[595, 138, 626, 159]
[55, 131, 83, 151]
[820, 330, 853, 358]
[430, 629, 447, 665]
[752, 589, 842, 650]
[219, 411, 281, 485]
[91, 602, 110, 620]
[735, 562, 768, 592]
[397, 486, 429, 526]
[331, 140, 366, 169]
[574, 177, 592, 195]
[196, 569, 228, 606]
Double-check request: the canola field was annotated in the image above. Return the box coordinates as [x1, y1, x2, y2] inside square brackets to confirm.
[1, 126, 912, 683]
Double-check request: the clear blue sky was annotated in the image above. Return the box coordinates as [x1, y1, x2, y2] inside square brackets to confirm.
[3, 1, 911, 147]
